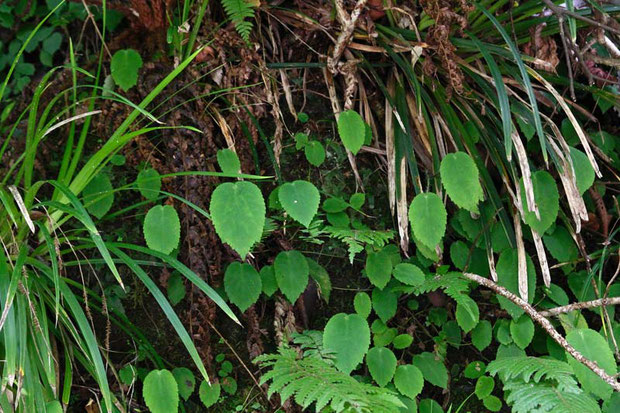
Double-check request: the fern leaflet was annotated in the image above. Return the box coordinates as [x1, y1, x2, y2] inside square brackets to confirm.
[221, 0, 255, 42]
[255, 348, 405, 412]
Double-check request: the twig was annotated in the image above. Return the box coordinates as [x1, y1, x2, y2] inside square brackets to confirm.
[463, 272, 620, 392]
[540, 0, 620, 35]
[328, 0, 369, 73]
[539, 296, 620, 317]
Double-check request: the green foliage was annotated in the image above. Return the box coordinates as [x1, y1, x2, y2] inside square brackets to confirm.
[487, 356, 601, 413]
[224, 262, 262, 312]
[337, 110, 366, 155]
[565, 328, 616, 400]
[409, 192, 447, 249]
[366, 249, 393, 289]
[217, 148, 241, 174]
[221, 0, 256, 42]
[323, 313, 370, 374]
[279, 180, 320, 227]
[372, 287, 397, 323]
[274, 250, 309, 303]
[137, 168, 162, 201]
[199, 381, 221, 408]
[393, 365, 424, 399]
[143, 369, 179, 413]
[167, 272, 186, 305]
[412, 352, 448, 389]
[143, 205, 181, 254]
[210, 181, 265, 258]
[510, 316, 535, 349]
[354, 292, 372, 318]
[520, 171, 559, 234]
[471, 320, 492, 351]
[83, 173, 114, 219]
[440, 152, 483, 213]
[260, 265, 278, 297]
[111, 49, 143, 91]
[172, 367, 195, 401]
[324, 226, 394, 263]
[366, 347, 397, 387]
[254, 348, 405, 412]
[392, 263, 425, 286]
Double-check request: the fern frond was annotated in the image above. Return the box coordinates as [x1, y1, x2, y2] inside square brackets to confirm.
[487, 357, 575, 384]
[323, 226, 394, 263]
[503, 381, 600, 413]
[221, 0, 255, 42]
[254, 348, 405, 413]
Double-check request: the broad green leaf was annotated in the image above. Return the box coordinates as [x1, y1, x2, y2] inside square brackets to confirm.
[543, 225, 578, 263]
[471, 320, 492, 351]
[464, 361, 486, 379]
[274, 250, 309, 303]
[216, 149, 241, 174]
[366, 347, 397, 387]
[455, 296, 479, 333]
[440, 152, 483, 213]
[394, 365, 424, 399]
[349, 193, 365, 210]
[210, 181, 265, 258]
[307, 258, 331, 303]
[419, 398, 444, 413]
[510, 315, 534, 349]
[520, 171, 559, 234]
[483, 395, 502, 412]
[259, 265, 278, 297]
[119, 365, 137, 385]
[496, 249, 536, 318]
[337, 109, 365, 155]
[199, 381, 220, 408]
[83, 173, 114, 219]
[393, 263, 425, 286]
[566, 328, 616, 400]
[172, 367, 195, 401]
[323, 313, 370, 374]
[42, 32, 62, 54]
[221, 377, 237, 395]
[294, 132, 309, 149]
[111, 49, 143, 91]
[305, 140, 325, 166]
[143, 370, 179, 413]
[412, 352, 448, 389]
[167, 273, 186, 306]
[278, 180, 320, 227]
[570, 147, 595, 195]
[475, 376, 494, 399]
[143, 205, 180, 254]
[224, 262, 261, 312]
[137, 168, 161, 201]
[354, 292, 371, 318]
[393, 334, 413, 349]
[366, 250, 393, 289]
[322, 197, 348, 213]
[372, 287, 397, 323]
[409, 193, 447, 248]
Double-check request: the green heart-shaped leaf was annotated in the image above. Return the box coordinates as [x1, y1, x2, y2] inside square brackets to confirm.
[210, 181, 265, 258]
[143, 205, 180, 254]
[224, 262, 261, 312]
[366, 347, 397, 387]
[274, 250, 309, 303]
[323, 313, 370, 374]
[279, 180, 320, 227]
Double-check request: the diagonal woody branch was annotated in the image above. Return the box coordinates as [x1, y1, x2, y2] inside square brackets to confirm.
[463, 272, 620, 392]
[539, 297, 620, 317]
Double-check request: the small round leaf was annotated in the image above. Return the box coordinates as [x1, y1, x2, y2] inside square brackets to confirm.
[137, 168, 161, 201]
[274, 250, 309, 303]
[279, 180, 320, 227]
[354, 292, 371, 318]
[394, 365, 424, 399]
[409, 193, 447, 249]
[366, 347, 397, 387]
[210, 181, 265, 258]
[143, 369, 179, 413]
[143, 205, 181, 254]
[224, 262, 261, 312]
[111, 49, 143, 91]
[337, 110, 365, 155]
[217, 149, 241, 174]
[323, 313, 370, 374]
[199, 381, 220, 408]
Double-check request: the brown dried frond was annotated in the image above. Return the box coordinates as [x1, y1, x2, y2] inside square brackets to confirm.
[522, 24, 560, 72]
